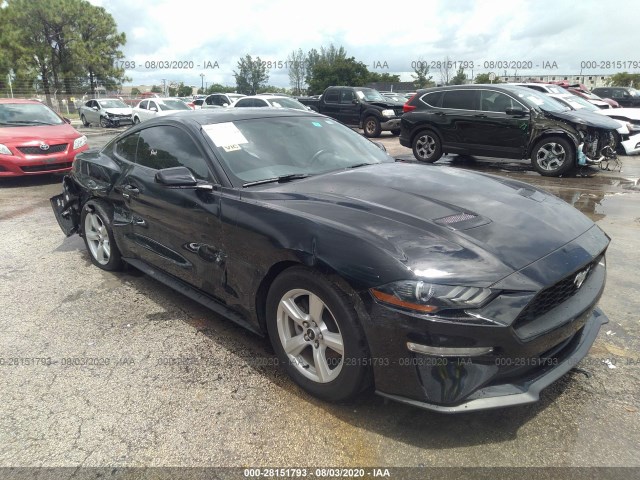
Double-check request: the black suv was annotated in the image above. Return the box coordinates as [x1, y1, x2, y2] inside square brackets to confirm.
[400, 85, 620, 176]
[592, 87, 640, 108]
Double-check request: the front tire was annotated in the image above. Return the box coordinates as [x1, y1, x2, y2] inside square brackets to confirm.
[412, 129, 442, 162]
[266, 267, 372, 403]
[133, 116, 140, 125]
[99, 116, 110, 128]
[363, 116, 382, 138]
[530, 136, 574, 176]
[80, 114, 89, 127]
[81, 200, 123, 271]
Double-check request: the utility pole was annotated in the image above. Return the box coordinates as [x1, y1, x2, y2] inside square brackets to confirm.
[7, 74, 13, 98]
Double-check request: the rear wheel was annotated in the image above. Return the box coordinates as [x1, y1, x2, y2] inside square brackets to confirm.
[266, 267, 372, 403]
[530, 136, 574, 176]
[81, 200, 123, 271]
[363, 116, 382, 138]
[412, 130, 442, 162]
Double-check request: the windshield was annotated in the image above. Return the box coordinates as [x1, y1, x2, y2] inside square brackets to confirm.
[159, 100, 191, 111]
[201, 116, 393, 186]
[563, 95, 599, 111]
[98, 99, 129, 109]
[384, 94, 407, 103]
[0, 102, 64, 126]
[266, 98, 307, 110]
[355, 88, 387, 102]
[228, 94, 245, 100]
[510, 88, 569, 113]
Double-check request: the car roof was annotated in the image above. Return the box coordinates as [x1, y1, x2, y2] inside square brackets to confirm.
[415, 84, 541, 95]
[0, 98, 44, 105]
[153, 107, 318, 127]
[246, 95, 297, 100]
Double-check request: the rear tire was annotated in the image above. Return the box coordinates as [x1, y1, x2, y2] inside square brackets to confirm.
[266, 267, 372, 403]
[412, 129, 442, 162]
[530, 136, 574, 176]
[81, 200, 123, 271]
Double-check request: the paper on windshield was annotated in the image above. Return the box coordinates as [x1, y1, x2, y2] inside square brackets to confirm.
[202, 122, 248, 151]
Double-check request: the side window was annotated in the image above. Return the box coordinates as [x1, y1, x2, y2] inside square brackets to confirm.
[205, 96, 214, 106]
[611, 89, 623, 99]
[136, 126, 212, 180]
[480, 91, 516, 112]
[324, 90, 340, 103]
[149, 101, 158, 111]
[442, 90, 479, 110]
[214, 96, 227, 106]
[114, 132, 140, 163]
[139, 101, 148, 110]
[420, 91, 443, 108]
[235, 99, 251, 107]
[256, 99, 268, 107]
[340, 89, 355, 104]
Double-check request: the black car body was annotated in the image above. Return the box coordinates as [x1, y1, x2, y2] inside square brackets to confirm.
[297, 86, 404, 137]
[400, 85, 620, 176]
[51, 109, 609, 412]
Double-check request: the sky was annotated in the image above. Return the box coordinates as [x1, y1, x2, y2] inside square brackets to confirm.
[88, 0, 639, 89]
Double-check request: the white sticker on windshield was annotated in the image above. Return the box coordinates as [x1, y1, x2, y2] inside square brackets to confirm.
[355, 91, 365, 99]
[202, 122, 248, 149]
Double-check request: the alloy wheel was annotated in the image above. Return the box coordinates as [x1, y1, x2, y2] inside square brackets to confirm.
[84, 212, 111, 265]
[276, 288, 344, 383]
[536, 142, 566, 171]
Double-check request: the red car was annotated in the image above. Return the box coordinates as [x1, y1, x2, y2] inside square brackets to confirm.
[0, 99, 88, 177]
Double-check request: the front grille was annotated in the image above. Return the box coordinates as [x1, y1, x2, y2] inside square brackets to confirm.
[514, 259, 598, 327]
[17, 144, 67, 155]
[20, 162, 73, 173]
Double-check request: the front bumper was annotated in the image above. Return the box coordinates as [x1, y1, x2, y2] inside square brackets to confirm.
[0, 148, 86, 177]
[380, 118, 401, 131]
[359, 227, 609, 412]
[104, 115, 133, 126]
[377, 307, 607, 412]
[621, 132, 640, 155]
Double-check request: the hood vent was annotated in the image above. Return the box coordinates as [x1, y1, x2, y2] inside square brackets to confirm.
[434, 212, 491, 231]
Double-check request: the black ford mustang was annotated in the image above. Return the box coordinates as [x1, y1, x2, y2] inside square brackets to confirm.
[51, 109, 609, 412]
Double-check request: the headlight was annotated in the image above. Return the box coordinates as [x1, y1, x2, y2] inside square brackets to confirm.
[381, 109, 396, 118]
[370, 280, 495, 313]
[0, 144, 12, 155]
[73, 135, 87, 150]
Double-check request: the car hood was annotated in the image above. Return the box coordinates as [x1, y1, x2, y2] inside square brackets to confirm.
[251, 163, 596, 286]
[366, 100, 405, 109]
[601, 108, 640, 120]
[0, 123, 82, 144]
[103, 107, 132, 114]
[543, 108, 620, 129]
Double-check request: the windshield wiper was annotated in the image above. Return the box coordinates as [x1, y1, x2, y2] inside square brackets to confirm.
[348, 162, 374, 169]
[2, 120, 55, 125]
[243, 173, 311, 187]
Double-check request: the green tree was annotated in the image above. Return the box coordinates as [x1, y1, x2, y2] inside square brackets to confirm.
[411, 59, 434, 88]
[234, 54, 269, 95]
[205, 83, 237, 94]
[130, 87, 141, 96]
[474, 73, 501, 84]
[608, 72, 640, 87]
[0, 0, 126, 108]
[287, 48, 306, 95]
[367, 72, 401, 83]
[308, 56, 369, 94]
[450, 67, 467, 85]
[151, 85, 163, 93]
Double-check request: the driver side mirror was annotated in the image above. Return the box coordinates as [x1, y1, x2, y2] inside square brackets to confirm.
[155, 166, 213, 190]
[506, 107, 528, 117]
[149, 106, 158, 112]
